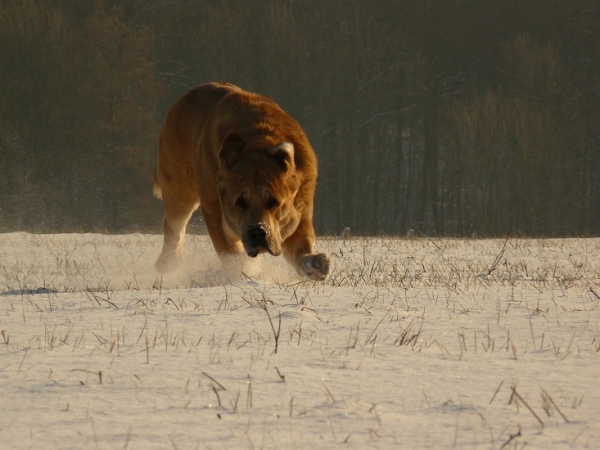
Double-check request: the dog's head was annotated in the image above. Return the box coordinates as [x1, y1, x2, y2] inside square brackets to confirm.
[217, 133, 301, 257]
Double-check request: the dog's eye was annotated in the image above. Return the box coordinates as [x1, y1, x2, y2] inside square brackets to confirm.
[266, 197, 279, 210]
[236, 195, 248, 210]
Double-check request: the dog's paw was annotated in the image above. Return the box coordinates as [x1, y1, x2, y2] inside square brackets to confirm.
[155, 252, 181, 273]
[300, 253, 330, 281]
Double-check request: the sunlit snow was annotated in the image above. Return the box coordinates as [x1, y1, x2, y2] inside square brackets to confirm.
[1, 233, 599, 449]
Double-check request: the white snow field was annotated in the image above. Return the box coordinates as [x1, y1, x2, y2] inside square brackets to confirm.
[1, 232, 599, 449]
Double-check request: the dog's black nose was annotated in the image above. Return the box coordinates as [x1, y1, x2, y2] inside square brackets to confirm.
[247, 224, 267, 244]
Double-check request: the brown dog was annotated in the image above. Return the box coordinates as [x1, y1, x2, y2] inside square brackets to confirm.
[154, 82, 330, 281]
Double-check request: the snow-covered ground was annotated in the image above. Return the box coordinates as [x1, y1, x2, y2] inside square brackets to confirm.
[1, 232, 599, 449]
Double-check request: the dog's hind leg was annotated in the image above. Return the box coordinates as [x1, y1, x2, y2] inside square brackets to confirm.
[156, 188, 200, 272]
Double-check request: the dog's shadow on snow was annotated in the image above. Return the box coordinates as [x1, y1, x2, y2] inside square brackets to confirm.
[0, 287, 59, 297]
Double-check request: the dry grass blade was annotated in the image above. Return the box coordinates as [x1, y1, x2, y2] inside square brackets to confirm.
[489, 380, 504, 405]
[541, 388, 570, 423]
[365, 308, 391, 345]
[260, 301, 281, 354]
[500, 425, 522, 450]
[202, 372, 227, 391]
[510, 386, 544, 427]
[487, 236, 509, 276]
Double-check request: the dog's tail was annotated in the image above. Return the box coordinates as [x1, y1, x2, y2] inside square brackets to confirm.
[153, 170, 162, 199]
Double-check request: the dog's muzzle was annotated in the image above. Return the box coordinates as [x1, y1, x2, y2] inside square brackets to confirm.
[243, 223, 271, 257]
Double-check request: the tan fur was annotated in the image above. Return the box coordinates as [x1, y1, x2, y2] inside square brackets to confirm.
[154, 82, 330, 280]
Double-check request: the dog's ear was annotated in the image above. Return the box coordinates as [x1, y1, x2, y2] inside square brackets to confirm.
[266, 142, 295, 172]
[219, 133, 245, 168]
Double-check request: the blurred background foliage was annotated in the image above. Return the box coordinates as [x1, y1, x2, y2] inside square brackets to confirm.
[1, 0, 599, 236]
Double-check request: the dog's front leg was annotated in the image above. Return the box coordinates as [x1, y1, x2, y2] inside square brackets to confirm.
[201, 205, 244, 256]
[283, 219, 330, 281]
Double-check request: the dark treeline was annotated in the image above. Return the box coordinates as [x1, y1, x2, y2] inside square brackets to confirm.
[1, 0, 599, 236]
